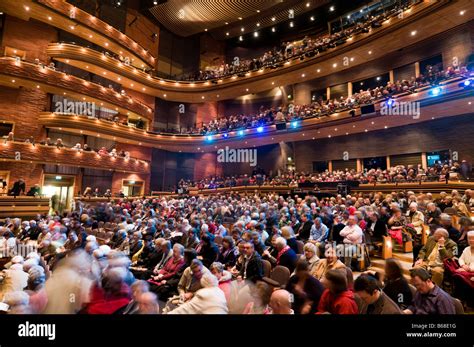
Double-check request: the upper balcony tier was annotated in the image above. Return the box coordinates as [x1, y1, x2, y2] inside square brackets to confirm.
[0, 57, 154, 121]
[37, 76, 474, 153]
[0, 0, 156, 68]
[0, 140, 150, 174]
[43, 0, 472, 102]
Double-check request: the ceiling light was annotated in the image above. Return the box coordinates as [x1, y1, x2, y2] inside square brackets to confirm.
[271, 17, 276, 21]
[310, 16, 315, 21]
[241, 27, 245, 32]
[254, 31, 259, 37]
[329, 6, 334, 12]
[368, 50, 372, 54]
[460, 10, 465, 15]
[256, 23, 260, 27]
[271, 27, 276, 32]
[289, 22, 294, 28]
[306, 2, 311, 7]
[239, 36, 243, 41]
[226, 32, 229, 36]
[411, 30, 417, 36]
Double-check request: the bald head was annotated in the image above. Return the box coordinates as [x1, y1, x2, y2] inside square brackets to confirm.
[269, 289, 293, 314]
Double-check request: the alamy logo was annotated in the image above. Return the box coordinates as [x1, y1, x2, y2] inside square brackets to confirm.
[55, 98, 96, 117]
[380, 100, 420, 119]
[18, 321, 56, 341]
[217, 146, 257, 167]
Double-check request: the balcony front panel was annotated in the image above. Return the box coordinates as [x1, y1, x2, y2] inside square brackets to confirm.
[0, 141, 150, 174]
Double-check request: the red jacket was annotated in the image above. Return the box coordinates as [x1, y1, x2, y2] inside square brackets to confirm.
[85, 283, 131, 314]
[317, 289, 358, 314]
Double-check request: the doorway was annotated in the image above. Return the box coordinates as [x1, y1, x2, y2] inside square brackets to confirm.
[122, 180, 144, 197]
[42, 175, 75, 213]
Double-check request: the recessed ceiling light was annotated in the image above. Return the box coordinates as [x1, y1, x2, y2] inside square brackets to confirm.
[48, 16, 52, 20]
[310, 16, 315, 21]
[254, 31, 259, 37]
[241, 27, 245, 32]
[460, 10, 465, 15]
[238, 17, 242, 20]
[306, 2, 311, 7]
[226, 32, 229, 36]
[272, 27, 276, 32]
[271, 17, 276, 21]
[411, 30, 417, 36]
[301, 74, 305, 78]
[332, 63, 337, 68]
[317, 68, 321, 73]
[289, 22, 294, 28]
[368, 50, 372, 54]
[329, 6, 334, 12]
[256, 22, 260, 27]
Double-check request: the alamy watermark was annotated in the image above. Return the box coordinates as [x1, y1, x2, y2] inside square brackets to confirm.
[54, 98, 96, 117]
[0, 244, 38, 258]
[380, 100, 420, 119]
[217, 146, 257, 167]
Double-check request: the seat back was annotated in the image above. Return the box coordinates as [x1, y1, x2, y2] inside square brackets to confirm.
[270, 265, 291, 287]
[408, 284, 417, 298]
[451, 296, 464, 314]
[443, 207, 456, 215]
[261, 259, 272, 278]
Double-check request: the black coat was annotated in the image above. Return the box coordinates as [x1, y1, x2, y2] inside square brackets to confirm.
[286, 275, 324, 314]
[218, 247, 238, 268]
[240, 252, 263, 282]
[9, 181, 25, 196]
[296, 221, 312, 241]
[366, 220, 388, 240]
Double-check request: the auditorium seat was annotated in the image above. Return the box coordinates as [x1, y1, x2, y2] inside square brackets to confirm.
[270, 265, 291, 287]
[262, 259, 272, 278]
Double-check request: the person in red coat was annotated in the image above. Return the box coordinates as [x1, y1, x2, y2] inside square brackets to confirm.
[317, 269, 358, 314]
[85, 267, 131, 314]
[148, 244, 185, 287]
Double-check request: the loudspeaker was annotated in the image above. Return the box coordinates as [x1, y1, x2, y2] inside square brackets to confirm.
[360, 104, 375, 115]
[276, 122, 287, 131]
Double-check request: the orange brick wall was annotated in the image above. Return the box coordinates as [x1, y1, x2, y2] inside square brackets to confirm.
[1, 15, 58, 63]
[193, 152, 222, 180]
[112, 171, 150, 195]
[0, 161, 44, 191]
[0, 86, 48, 140]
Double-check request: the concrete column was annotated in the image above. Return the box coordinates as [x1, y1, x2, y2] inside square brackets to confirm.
[421, 152, 428, 170]
[389, 70, 395, 83]
[386, 155, 391, 169]
[328, 160, 333, 172]
[415, 62, 420, 78]
[348, 82, 353, 97]
[326, 87, 331, 101]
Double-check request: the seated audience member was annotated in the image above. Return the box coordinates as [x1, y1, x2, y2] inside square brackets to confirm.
[312, 246, 346, 281]
[217, 236, 238, 268]
[136, 292, 160, 314]
[8, 178, 26, 196]
[338, 215, 363, 267]
[238, 241, 264, 283]
[309, 217, 329, 246]
[120, 280, 150, 314]
[318, 269, 358, 314]
[148, 244, 185, 289]
[354, 274, 402, 314]
[404, 268, 455, 314]
[366, 211, 387, 245]
[381, 258, 413, 310]
[281, 226, 299, 254]
[295, 213, 312, 242]
[425, 202, 442, 229]
[169, 273, 228, 314]
[197, 235, 219, 268]
[268, 289, 294, 314]
[414, 228, 457, 286]
[387, 207, 407, 246]
[299, 242, 320, 273]
[176, 259, 211, 303]
[439, 213, 461, 242]
[26, 184, 41, 197]
[85, 267, 131, 314]
[263, 236, 297, 273]
[286, 259, 324, 314]
[209, 262, 233, 303]
[452, 231, 474, 308]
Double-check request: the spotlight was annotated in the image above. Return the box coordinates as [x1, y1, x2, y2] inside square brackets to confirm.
[257, 126, 264, 133]
[238, 130, 244, 136]
[430, 86, 442, 96]
[386, 98, 394, 106]
[291, 121, 298, 128]
[464, 80, 471, 86]
[222, 133, 229, 138]
[206, 135, 213, 141]
[461, 79, 473, 88]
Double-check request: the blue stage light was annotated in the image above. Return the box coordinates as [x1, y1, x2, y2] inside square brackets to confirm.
[238, 130, 244, 136]
[257, 126, 264, 133]
[222, 133, 229, 138]
[386, 98, 394, 106]
[430, 86, 442, 96]
[464, 79, 471, 86]
[291, 121, 298, 128]
[206, 135, 213, 141]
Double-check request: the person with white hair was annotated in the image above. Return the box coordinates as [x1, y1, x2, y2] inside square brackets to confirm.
[137, 292, 160, 314]
[2, 291, 31, 314]
[265, 236, 297, 273]
[0, 263, 28, 299]
[414, 228, 457, 286]
[168, 273, 227, 314]
[452, 230, 474, 307]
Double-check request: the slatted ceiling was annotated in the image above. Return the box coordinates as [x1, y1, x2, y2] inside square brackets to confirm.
[148, 0, 329, 38]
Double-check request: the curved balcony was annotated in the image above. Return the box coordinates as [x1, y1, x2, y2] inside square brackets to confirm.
[0, 0, 155, 68]
[42, 0, 471, 102]
[38, 76, 474, 152]
[0, 57, 153, 121]
[0, 141, 150, 174]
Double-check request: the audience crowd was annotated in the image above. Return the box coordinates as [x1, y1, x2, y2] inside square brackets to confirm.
[0, 186, 472, 314]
